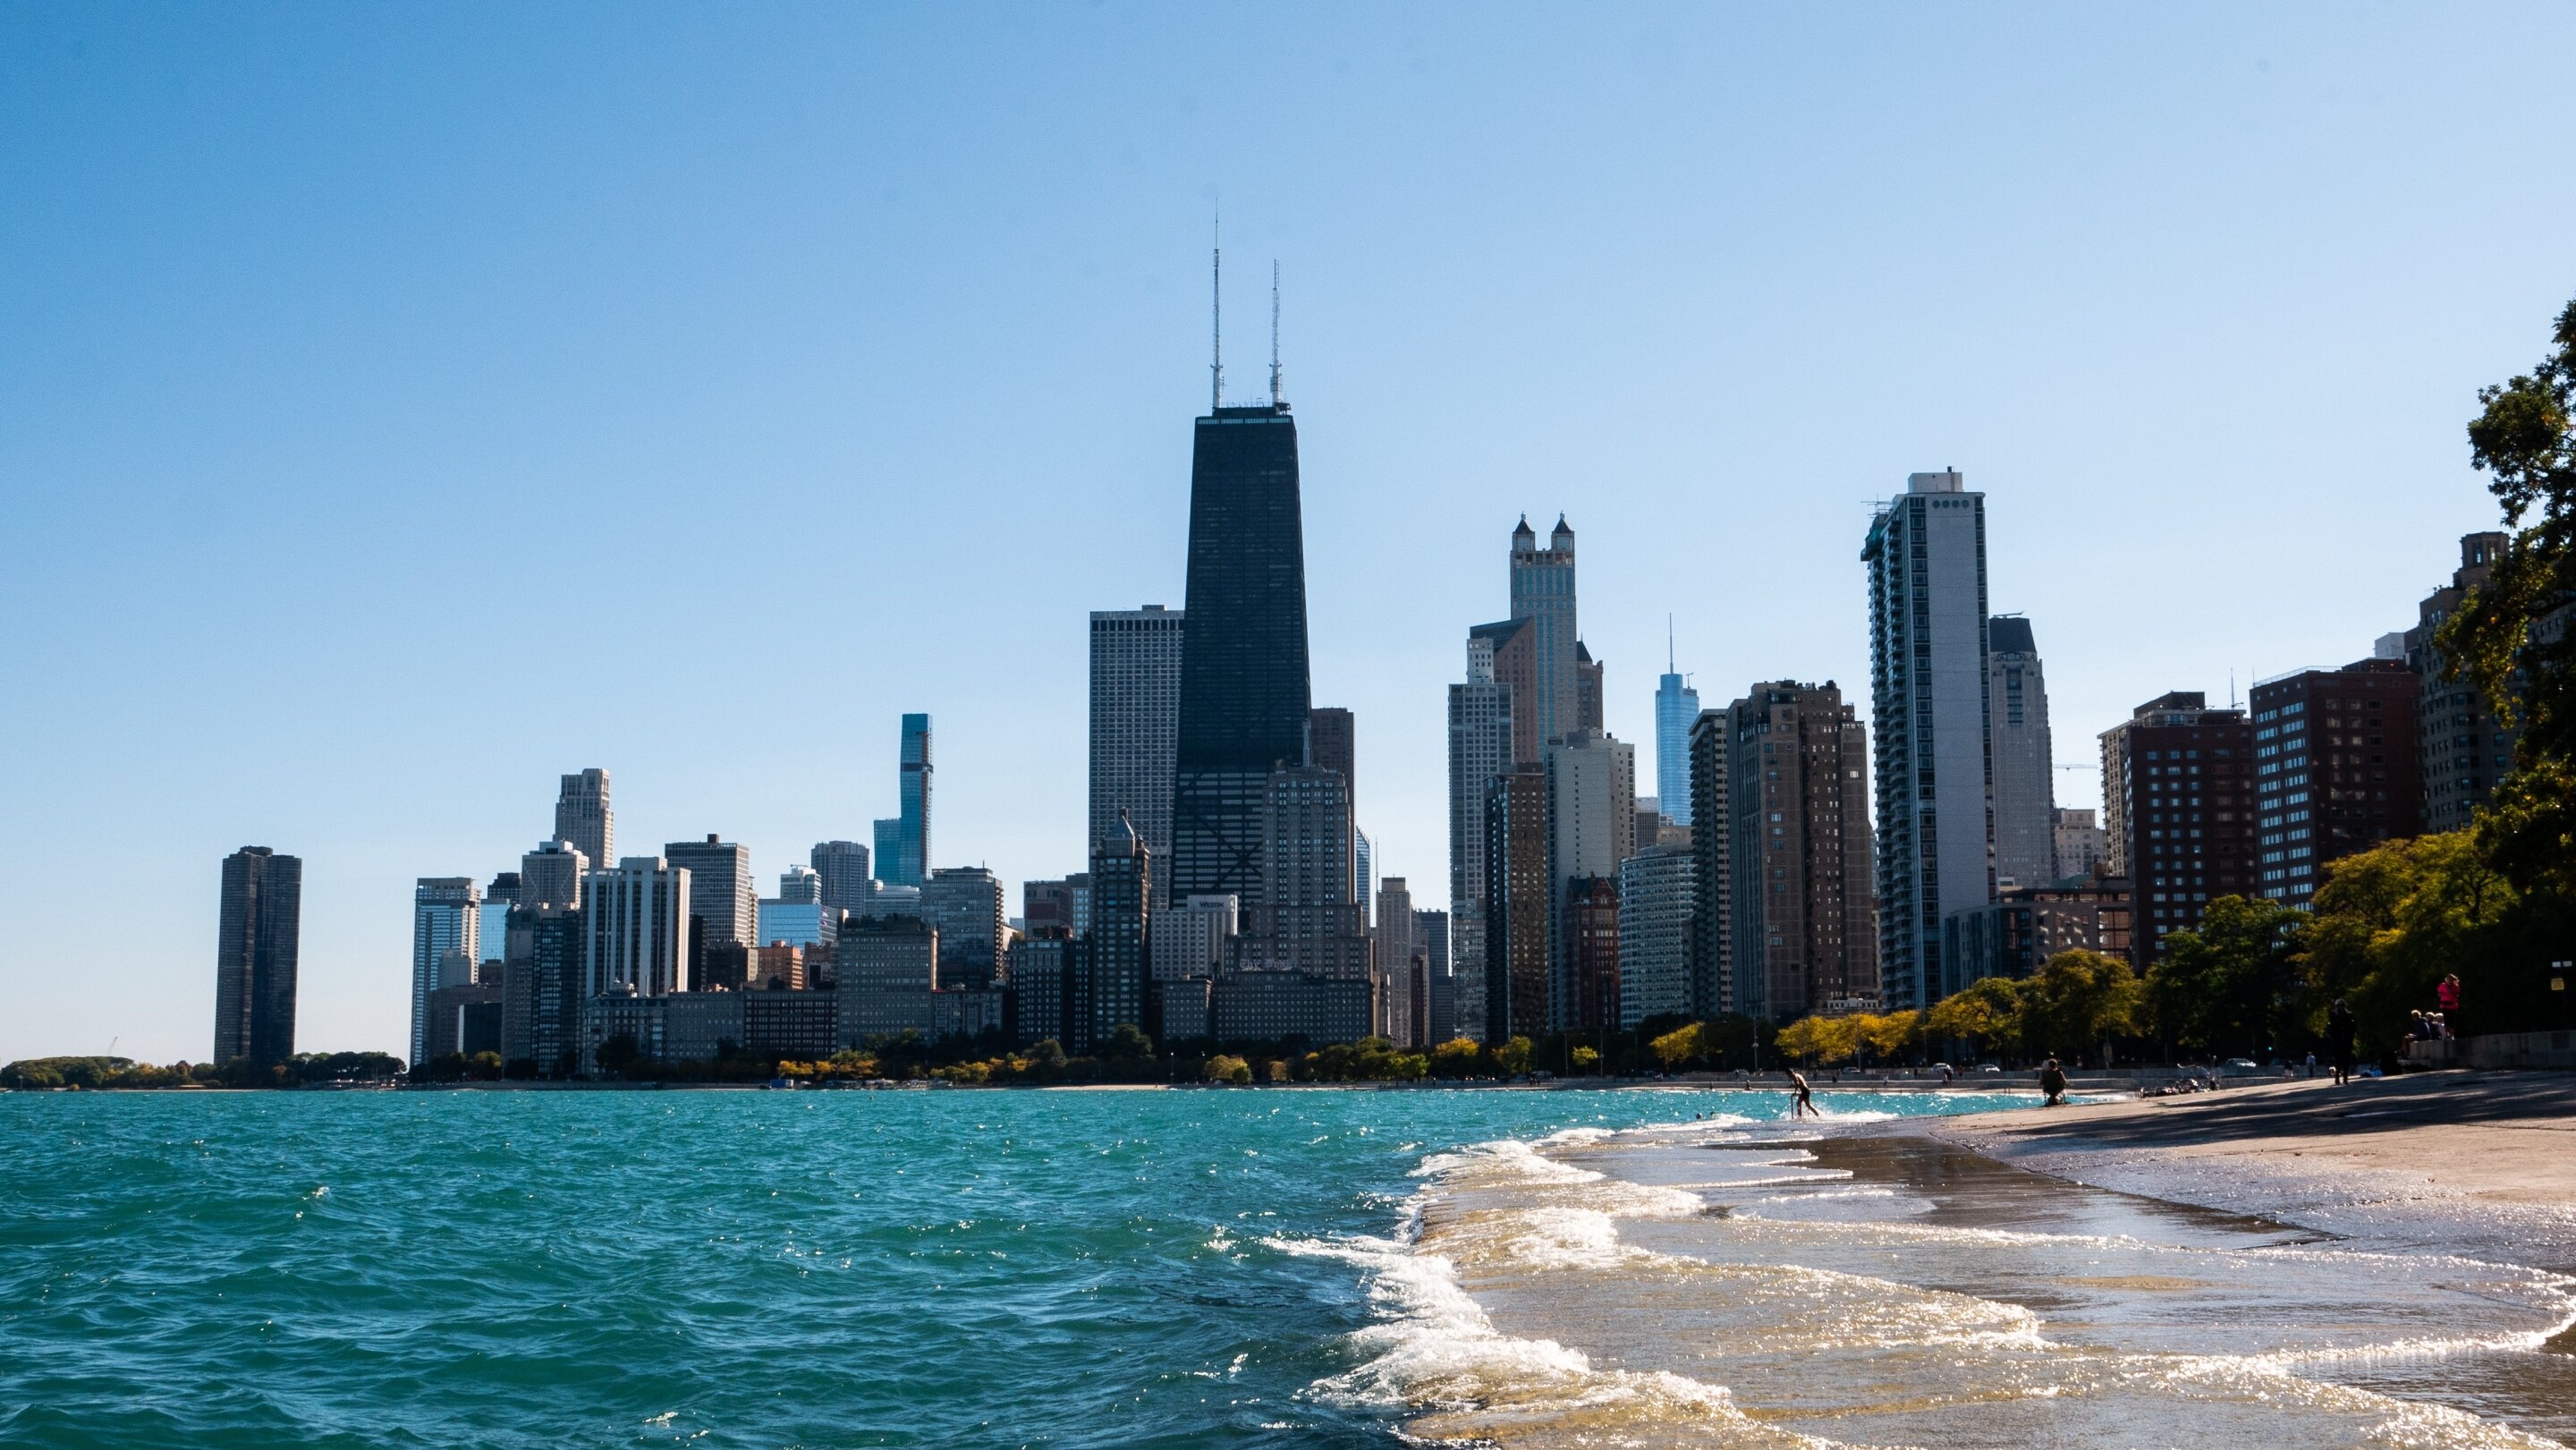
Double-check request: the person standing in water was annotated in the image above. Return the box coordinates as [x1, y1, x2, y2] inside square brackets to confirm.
[2039, 1057, 2068, 1107]
[1786, 1068, 1816, 1119]
[2329, 997, 2357, 1086]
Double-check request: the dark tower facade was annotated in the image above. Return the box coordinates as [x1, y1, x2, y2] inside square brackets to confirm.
[214, 846, 301, 1066]
[1171, 402, 1312, 908]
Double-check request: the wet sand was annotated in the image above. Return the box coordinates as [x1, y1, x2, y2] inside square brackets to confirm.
[1390, 1094, 2576, 1447]
[1928, 1071, 2576, 1273]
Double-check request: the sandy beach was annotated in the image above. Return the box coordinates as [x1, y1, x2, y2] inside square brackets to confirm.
[1929, 1071, 2576, 1274]
[1394, 1082, 2576, 1447]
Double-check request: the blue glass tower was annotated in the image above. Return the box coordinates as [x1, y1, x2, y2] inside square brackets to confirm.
[895, 713, 932, 888]
[1654, 626, 1699, 827]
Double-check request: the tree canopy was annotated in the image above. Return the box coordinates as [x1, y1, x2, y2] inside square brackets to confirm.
[2450, 296, 2576, 897]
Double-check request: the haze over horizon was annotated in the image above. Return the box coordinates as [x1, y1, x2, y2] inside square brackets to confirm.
[5, 4, 2572, 1064]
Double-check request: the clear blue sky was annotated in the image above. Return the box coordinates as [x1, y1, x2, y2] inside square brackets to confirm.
[4, 4, 2570, 1064]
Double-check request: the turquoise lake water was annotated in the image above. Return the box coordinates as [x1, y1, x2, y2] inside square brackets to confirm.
[0, 1086, 2025, 1448]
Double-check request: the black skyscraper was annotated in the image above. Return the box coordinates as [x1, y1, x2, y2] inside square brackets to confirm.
[1170, 401, 1312, 907]
[214, 846, 301, 1066]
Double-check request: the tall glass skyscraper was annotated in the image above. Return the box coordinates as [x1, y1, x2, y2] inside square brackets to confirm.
[1171, 402, 1311, 908]
[1653, 632, 1700, 827]
[894, 713, 932, 888]
[1863, 470, 1994, 1012]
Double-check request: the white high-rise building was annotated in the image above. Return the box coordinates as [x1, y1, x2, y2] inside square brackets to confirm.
[584, 857, 692, 996]
[410, 877, 482, 1065]
[1863, 470, 1995, 1011]
[1987, 617, 2057, 890]
[1090, 606, 1183, 904]
[2053, 807, 2108, 882]
[520, 838, 587, 910]
[553, 768, 612, 869]
[1544, 727, 1636, 1030]
[1150, 894, 1238, 981]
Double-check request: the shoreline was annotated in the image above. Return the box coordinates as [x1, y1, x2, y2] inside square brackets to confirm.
[1401, 1077, 2576, 1446]
[1920, 1070, 2576, 1276]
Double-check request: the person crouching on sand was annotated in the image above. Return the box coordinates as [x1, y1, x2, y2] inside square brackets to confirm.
[1786, 1069, 1816, 1118]
[2039, 1057, 2068, 1107]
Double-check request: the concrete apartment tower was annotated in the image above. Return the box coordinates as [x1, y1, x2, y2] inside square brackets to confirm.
[553, 768, 613, 872]
[1445, 632, 1515, 1043]
[520, 839, 587, 911]
[1090, 606, 1183, 904]
[1618, 842, 1695, 1028]
[1544, 727, 1636, 1032]
[1309, 707, 1360, 903]
[2248, 659, 2422, 908]
[811, 840, 872, 917]
[1088, 812, 1152, 1044]
[1231, 764, 1371, 979]
[1654, 628, 1700, 827]
[214, 846, 301, 1067]
[1986, 617, 2057, 890]
[665, 835, 755, 973]
[2406, 532, 2520, 833]
[1482, 763, 1550, 1043]
[2052, 808, 2107, 882]
[1863, 470, 1995, 1013]
[410, 877, 481, 1066]
[583, 856, 692, 996]
[1721, 682, 1877, 1021]
[922, 867, 1007, 989]
[1687, 709, 1734, 1015]
[1375, 877, 1415, 1045]
[2099, 693, 2254, 964]
[1509, 516, 1580, 750]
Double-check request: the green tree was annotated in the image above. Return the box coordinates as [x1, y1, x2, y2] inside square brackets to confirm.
[2304, 831, 2521, 1051]
[2450, 296, 2576, 897]
[1428, 1038, 1487, 1079]
[1648, 1022, 1701, 1073]
[593, 1033, 641, 1078]
[2016, 952, 2143, 1066]
[1928, 977, 2023, 1061]
[1101, 1023, 1155, 1062]
[1495, 1036, 1534, 1076]
[2148, 895, 2308, 1060]
[1202, 1054, 1251, 1084]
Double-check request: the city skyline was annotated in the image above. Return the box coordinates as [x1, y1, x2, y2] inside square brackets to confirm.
[8, 6, 2574, 1063]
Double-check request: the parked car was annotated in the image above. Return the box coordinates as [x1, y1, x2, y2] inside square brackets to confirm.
[2219, 1058, 2261, 1076]
[1975, 1064, 2004, 1074]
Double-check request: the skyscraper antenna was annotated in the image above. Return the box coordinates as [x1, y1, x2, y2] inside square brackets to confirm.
[1210, 213, 1224, 413]
[1269, 260, 1283, 407]
[1667, 614, 1675, 674]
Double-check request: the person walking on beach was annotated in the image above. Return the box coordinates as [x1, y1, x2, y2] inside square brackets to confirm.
[2039, 1057, 2068, 1107]
[1786, 1069, 1816, 1119]
[2330, 998, 2357, 1086]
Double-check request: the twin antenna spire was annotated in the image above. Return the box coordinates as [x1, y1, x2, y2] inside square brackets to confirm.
[1209, 213, 1283, 412]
